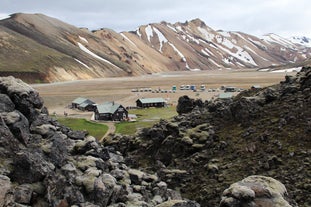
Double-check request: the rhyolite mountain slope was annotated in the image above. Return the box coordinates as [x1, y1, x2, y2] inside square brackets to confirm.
[105, 67, 311, 207]
[0, 13, 310, 83]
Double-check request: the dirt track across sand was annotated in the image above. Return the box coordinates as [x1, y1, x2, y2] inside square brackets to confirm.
[32, 69, 292, 116]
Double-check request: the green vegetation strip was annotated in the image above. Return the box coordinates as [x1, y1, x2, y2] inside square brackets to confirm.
[115, 106, 177, 135]
[57, 117, 108, 140]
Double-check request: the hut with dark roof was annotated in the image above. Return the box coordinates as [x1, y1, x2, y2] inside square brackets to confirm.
[136, 98, 166, 108]
[94, 102, 128, 121]
[71, 97, 96, 111]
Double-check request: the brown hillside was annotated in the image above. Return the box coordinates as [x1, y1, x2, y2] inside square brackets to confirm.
[0, 13, 310, 82]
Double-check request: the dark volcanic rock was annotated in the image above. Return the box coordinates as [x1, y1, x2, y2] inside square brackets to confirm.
[68, 130, 88, 140]
[47, 133, 70, 167]
[156, 200, 200, 207]
[0, 117, 20, 157]
[176, 95, 203, 115]
[0, 175, 13, 206]
[230, 96, 264, 125]
[10, 150, 55, 184]
[1, 68, 311, 206]
[0, 76, 43, 123]
[0, 94, 15, 112]
[13, 184, 33, 205]
[0, 76, 198, 206]
[220, 175, 294, 207]
[2, 110, 30, 145]
[105, 67, 311, 207]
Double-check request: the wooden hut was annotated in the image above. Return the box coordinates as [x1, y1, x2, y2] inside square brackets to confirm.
[94, 102, 128, 121]
[71, 97, 96, 111]
[136, 98, 166, 108]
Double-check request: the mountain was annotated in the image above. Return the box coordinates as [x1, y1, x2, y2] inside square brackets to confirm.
[0, 13, 310, 83]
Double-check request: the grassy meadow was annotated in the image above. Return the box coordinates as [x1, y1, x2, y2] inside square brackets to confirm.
[115, 106, 177, 135]
[56, 106, 178, 138]
[57, 117, 108, 139]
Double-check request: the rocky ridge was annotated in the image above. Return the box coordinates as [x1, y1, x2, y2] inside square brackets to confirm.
[0, 75, 200, 206]
[105, 67, 311, 206]
[0, 69, 309, 206]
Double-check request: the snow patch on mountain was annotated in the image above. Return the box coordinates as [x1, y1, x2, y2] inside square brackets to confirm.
[168, 42, 185, 59]
[244, 46, 269, 61]
[168, 42, 192, 69]
[186, 34, 200, 44]
[79, 36, 88, 44]
[221, 38, 235, 49]
[201, 49, 210, 57]
[248, 38, 268, 50]
[77, 42, 120, 68]
[218, 31, 231, 38]
[120, 33, 137, 47]
[197, 27, 215, 42]
[209, 58, 221, 68]
[223, 57, 233, 65]
[204, 48, 214, 55]
[145, 25, 154, 42]
[243, 46, 258, 55]
[167, 24, 177, 32]
[0, 14, 11, 20]
[201, 48, 216, 58]
[217, 43, 258, 66]
[289, 36, 311, 47]
[153, 27, 168, 52]
[136, 28, 142, 38]
[262, 34, 296, 49]
[74, 58, 90, 68]
[176, 26, 183, 32]
[209, 43, 217, 49]
[270, 67, 302, 73]
[154, 27, 168, 43]
[233, 32, 247, 42]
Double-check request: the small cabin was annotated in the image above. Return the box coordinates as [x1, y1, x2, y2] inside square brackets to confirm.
[94, 102, 128, 121]
[72, 97, 96, 111]
[136, 98, 166, 108]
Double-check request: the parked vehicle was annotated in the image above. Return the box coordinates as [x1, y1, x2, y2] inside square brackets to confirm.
[224, 86, 237, 92]
[200, 85, 206, 91]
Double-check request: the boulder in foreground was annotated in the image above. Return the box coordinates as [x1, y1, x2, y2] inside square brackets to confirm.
[220, 175, 294, 207]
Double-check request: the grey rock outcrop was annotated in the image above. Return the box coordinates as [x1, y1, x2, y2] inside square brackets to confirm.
[176, 96, 203, 115]
[0, 94, 15, 112]
[0, 76, 43, 123]
[0, 76, 199, 206]
[0, 176, 12, 207]
[220, 175, 293, 207]
[106, 67, 310, 207]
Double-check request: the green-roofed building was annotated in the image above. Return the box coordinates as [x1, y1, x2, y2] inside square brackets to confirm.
[136, 98, 166, 108]
[94, 102, 128, 121]
[72, 97, 96, 111]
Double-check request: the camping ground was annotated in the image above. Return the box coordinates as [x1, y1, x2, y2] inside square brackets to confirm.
[32, 69, 294, 136]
